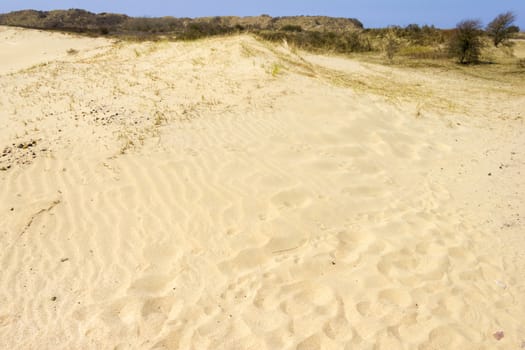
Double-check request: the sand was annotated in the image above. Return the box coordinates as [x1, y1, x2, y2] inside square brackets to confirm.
[0, 26, 524, 349]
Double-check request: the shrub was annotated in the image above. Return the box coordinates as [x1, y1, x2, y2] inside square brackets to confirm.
[383, 29, 400, 61]
[399, 45, 448, 59]
[486, 12, 520, 47]
[281, 25, 303, 32]
[178, 22, 233, 40]
[257, 30, 371, 54]
[448, 19, 484, 64]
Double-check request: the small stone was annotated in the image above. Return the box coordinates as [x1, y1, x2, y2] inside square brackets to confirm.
[493, 331, 504, 341]
[488, 173, 492, 176]
[51, 296, 57, 302]
[61, 258, 69, 263]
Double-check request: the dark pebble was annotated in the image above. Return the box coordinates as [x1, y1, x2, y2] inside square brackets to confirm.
[51, 296, 57, 301]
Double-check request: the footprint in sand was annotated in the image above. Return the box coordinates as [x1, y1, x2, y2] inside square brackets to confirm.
[270, 187, 312, 210]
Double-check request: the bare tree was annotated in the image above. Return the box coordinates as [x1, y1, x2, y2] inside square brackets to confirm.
[448, 19, 484, 64]
[486, 12, 520, 47]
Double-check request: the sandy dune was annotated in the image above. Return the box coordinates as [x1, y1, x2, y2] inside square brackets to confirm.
[0, 26, 111, 75]
[0, 27, 524, 349]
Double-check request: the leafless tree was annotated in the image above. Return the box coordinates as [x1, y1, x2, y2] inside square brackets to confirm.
[486, 12, 520, 47]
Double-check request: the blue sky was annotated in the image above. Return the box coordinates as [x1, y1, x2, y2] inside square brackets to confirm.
[1, 1, 523, 29]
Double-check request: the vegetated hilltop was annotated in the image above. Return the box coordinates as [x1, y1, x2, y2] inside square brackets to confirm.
[1, 8, 523, 67]
[0, 9, 128, 32]
[208, 15, 364, 32]
[0, 9, 363, 36]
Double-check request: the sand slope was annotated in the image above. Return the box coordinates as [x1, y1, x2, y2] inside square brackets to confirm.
[0, 26, 111, 75]
[0, 27, 524, 349]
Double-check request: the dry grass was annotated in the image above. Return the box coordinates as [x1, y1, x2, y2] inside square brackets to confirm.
[270, 63, 283, 77]
[254, 34, 524, 119]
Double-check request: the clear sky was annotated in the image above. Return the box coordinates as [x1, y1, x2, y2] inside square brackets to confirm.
[1, 0, 523, 29]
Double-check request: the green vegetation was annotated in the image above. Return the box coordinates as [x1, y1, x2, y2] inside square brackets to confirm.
[0, 9, 128, 34]
[0, 9, 362, 39]
[281, 25, 303, 32]
[270, 63, 282, 77]
[256, 30, 371, 54]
